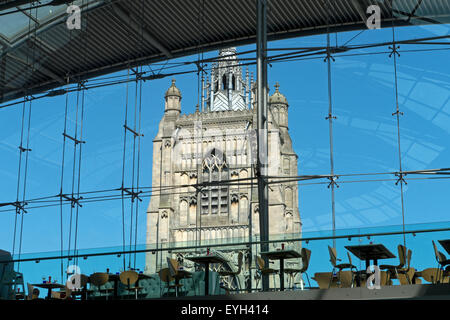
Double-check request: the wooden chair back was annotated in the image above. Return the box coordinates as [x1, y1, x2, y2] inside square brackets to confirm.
[167, 258, 179, 277]
[27, 283, 39, 300]
[432, 240, 447, 264]
[90, 272, 109, 287]
[347, 252, 353, 265]
[255, 255, 265, 270]
[338, 270, 353, 288]
[420, 268, 441, 284]
[328, 246, 337, 267]
[300, 248, 311, 273]
[397, 245, 406, 267]
[158, 268, 174, 283]
[119, 270, 138, 287]
[312, 272, 337, 289]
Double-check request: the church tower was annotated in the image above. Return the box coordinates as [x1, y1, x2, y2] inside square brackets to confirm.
[145, 48, 301, 291]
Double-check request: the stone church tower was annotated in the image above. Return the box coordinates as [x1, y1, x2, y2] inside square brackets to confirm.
[145, 48, 301, 289]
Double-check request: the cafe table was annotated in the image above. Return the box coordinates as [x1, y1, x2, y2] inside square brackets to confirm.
[185, 253, 228, 296]
[438, 239, 450, 255]
[345, 244, 396, 270]
[260, 249, 301, 291]
[32, 282, 66, 299]
[109, 272, 150, 299]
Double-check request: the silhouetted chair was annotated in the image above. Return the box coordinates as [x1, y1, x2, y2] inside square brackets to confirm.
[312, 272, 338, 289]
[417, 268, 449, 284]
[119, 270, 141, 299]
[167, 258, 191, 297]
[218, 252, 243, 292]
[328, 246, 357, 288]
[396, 249, 415, 285]
[432, 240, 450, 283]
[89, 272, 112, 300]
[158, 267, 180, 297]
[51, 286, 72, 300]
[27, 283, 41, 300]
[255, 255, 278, 291]
[379, 244, 406, 281]
[284, 248, 312, 290]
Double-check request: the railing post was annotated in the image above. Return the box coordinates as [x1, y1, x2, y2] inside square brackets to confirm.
[256, 0, 269, 292]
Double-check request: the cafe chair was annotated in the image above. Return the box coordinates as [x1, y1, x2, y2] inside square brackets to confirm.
[312, 272, 338, 289]
[255, 255, 278, 291]
[417, 268, 449, 284]
[51, 286, 73, 300]
[299, 248, 312, 289]
[89, 272, 112, 300]
[396, 249, 415, 285]
[284, 248, 312, 290]
[26, 283, 41, 300]
[158, 267, 180, 297]
[328, 246, 357, 288]
[119, 270, 142, 299]
[218, 252, 243, 277]
[379, 244, 406, 281]
[167, 257, 192, 296]
[432, 241, 450, 283]
[218, 252, 243, 293]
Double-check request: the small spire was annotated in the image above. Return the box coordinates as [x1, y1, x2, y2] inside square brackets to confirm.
[274, 82, 280, 92]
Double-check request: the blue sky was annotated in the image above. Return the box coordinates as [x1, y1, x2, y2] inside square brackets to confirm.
[1, 23, 450, 265]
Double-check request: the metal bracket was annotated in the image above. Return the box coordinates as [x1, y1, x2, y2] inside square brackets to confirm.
[395, 172, 407, 185]
[324, 51, 335, 63]
[18, 145, 32, 153]
[124, 124, 144, 137]
[59, 194, 83, 208]
[12, 201, 28, 214]
[392, 110, 404, 116]
[389, 45, 401, 58]
[121, 187, 143, 202]
[327, 176, 339, 189]
[63, 133, 86, 145]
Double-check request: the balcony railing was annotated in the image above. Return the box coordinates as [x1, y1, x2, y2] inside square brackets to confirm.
[1, 220, 449, 300]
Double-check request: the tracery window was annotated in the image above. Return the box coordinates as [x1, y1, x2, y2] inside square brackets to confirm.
[201, 148, 229, 215]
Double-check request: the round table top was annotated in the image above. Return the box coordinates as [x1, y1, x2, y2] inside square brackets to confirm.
[32, 283, 66, 289]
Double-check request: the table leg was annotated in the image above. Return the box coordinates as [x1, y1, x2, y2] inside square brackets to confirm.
[205, 263, 210, 296]
[47, 288, 52, 299]
[114, 279, 118, 300]
[365, 259, 370, 270]
[280, 259, 285, 291]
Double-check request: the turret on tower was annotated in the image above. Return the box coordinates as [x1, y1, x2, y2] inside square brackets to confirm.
[269, 82, 289, 128]
[165, 79, 182, 115]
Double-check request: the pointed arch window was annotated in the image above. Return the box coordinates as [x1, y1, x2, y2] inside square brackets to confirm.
[201, 148, 229, 215]
[222, 74, 227, 90]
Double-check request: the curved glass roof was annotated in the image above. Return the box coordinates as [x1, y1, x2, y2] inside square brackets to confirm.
[0, 0, 96, 44]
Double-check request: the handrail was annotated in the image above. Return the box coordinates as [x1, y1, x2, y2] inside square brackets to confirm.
[2, 225, 450, 264]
